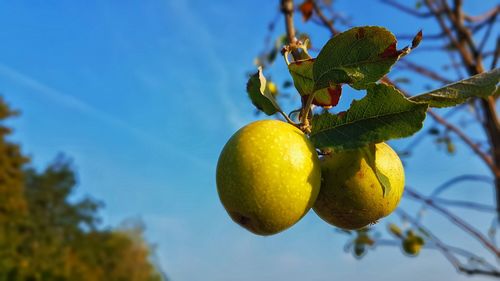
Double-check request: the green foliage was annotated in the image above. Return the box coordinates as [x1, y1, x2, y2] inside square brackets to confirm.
[246, 25, 498, 151]
[410, 68, 500, 107]
[246, 67, 281, 115]
[0, 98, 165, 281]
[310, 83, 428, 150]
[288, 58, 342, 107]
[0, 98, 29, 278]
[313, 26, 400, 90]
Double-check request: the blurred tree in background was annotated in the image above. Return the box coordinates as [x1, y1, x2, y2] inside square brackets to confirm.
[0, 97, 165, 281]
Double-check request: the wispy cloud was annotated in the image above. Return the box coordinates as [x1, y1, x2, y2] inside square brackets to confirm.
[165, 0, 247, 130]
[0, 63, 209, 168]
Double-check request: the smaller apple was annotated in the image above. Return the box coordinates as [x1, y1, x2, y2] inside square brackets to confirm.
[313, 142, 405, 230]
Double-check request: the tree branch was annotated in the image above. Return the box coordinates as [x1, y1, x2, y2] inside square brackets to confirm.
[281, 0, 298, 46]
[424, 0, 477, 70]
[478, 9, 498, 54]
[432, 198, 496, 213]
[430, 174, 493, 197]
[426, 110, 497, 176]
[396, 209, 492, 276]
[380, 0, 437, 18]
[311, 0, 339, 36]
[398, 59, 453, 84]
[405, 187, 500, 258]
[463, 5, 500, 23]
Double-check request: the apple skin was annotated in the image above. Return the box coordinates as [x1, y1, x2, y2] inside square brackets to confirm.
[216, 120, 321, 235]
[313, 142, 404, 230]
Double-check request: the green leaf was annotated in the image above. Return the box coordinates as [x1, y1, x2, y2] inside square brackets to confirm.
[361, 144, 391, 196]
[288, 59, 315, 96]
[313, 26, 401, 90]
[288, 59, 342, 107]
[410, 68, 500, 107]
[310, 83, 428, 150]
[246, 67, 281, 115]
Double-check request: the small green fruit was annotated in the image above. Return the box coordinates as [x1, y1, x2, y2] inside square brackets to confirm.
[313, 142, 405, 230]
[216, 120, 321, 235]
[402, 231, 424, 256]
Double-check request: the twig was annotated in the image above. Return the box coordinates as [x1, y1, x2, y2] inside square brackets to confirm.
[432, 198, 496, 213]
[311, 0, 339, 36]
[405, 187, 500, 258]
[427, 110, 497, 176]
[446, 46, 465, 80]
[281, 0, 298, 47]
[398, 59, 453, 84]
[396, 32, 445, 40]
[382, 78, 497, 176]
[376, 238, 497, 268]
[380, 0, 437, 18]
[397, 209, 500, 277]
[464, 5, 500, 23]
[478, 10, 498, 54]
[395, 209, 480, 276]
[424, 0, 476, 71]
[430, 174, 493, 197]
[492, 36, 500, 70]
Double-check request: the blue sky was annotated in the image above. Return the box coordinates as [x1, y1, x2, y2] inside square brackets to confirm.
[0, 0, 498, 280]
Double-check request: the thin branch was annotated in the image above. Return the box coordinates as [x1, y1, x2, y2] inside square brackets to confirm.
[382, 78, 497, 175]
[478, 10, 498, 54]
[396, 32, 445, 40]
[405, 187, 500, 258]
[380, 0, 437, 18]
[424, 0, 476, 71]
[446, 46, 465, 79]
[311, 0, 339, 36]
[432, 198, 496, 213]
[398, 209, 500, 277]
[427, 110, 497, 176]
[492, 36, 500, 70]
[430, 174, 493, 197]
[447, 0, 480, 60]
[398, 59, 453, 84]
[281, 0, 298, 46]
[376, 238, 498, 269]
[396, 209, 488, 276]
[464, 5, 500, 23]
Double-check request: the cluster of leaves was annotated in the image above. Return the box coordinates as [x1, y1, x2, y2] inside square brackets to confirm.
[0, 98, 164, 281]
[248, 26, 499, 151]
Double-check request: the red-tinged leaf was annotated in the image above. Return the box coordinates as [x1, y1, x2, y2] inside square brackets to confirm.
[299, 0, 314, 22]
[412, 30, 423, 49]
[289, 59, 343, 108]
[313, 26, 401, 90]
[304, 84, 343, 108]
[379, 42, 403, 59]
[310, 83, 428, 150]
